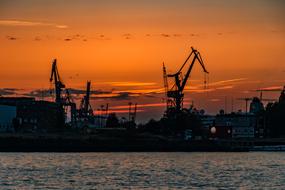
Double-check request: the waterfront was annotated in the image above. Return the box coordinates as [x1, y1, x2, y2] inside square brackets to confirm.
[0, 152, 284, 189]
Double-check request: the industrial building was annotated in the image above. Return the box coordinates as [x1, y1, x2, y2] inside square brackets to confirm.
[0, 104, 16, 132]
[211, 112, 256, 139]
[0, 97, 64, 133]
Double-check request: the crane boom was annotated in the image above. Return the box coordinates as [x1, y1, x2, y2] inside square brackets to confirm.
[181, 49, 208, 90]
[165, 47, 209, 112]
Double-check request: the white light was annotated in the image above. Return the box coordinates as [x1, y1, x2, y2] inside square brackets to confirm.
[210, 127, 216, 134]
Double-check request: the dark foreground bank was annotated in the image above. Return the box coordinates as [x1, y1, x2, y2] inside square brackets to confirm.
[0, 133, 285, 152]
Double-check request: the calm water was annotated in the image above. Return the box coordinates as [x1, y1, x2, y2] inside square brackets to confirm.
[0, 152, 284, 189]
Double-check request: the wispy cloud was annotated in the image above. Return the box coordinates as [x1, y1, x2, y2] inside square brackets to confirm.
[112, 103, 166, 109]
[22, 89, 51, 98]
[161, 33, 171, 37]
[21, 88, 111, 99]
[216, 85, 234, 90]
[68, 88, 111, 95]
[91, 92, 134, 101]
[187, 88, 215, 93]
[107, 81, 157, 87]
[0, 20, 68, 29]
[0, 88, 18, 96]
[122, 33, 133, 39]
[6, 35, 17, 40]
[210, 98, 221, 102]
[95, 109, 144, 114]
[113, 88, 165, 95]
[63, 34, 87, 42]
[209, 78, 248, 86]
[256, 86, 283, 91]
[96, 102, 167, 114]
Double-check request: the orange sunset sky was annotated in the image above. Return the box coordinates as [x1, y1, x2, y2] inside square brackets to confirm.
[0, 0, 285, 122]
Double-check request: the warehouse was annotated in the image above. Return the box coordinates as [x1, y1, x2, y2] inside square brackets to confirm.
[0, 97, 64, 133]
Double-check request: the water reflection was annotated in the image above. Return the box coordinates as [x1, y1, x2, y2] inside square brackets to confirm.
[0, 152, 284, 189]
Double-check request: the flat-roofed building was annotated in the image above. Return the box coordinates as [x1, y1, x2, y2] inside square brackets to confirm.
[0, 97, 64, 133]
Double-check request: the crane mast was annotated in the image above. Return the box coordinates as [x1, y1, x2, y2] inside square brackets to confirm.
[79, 81, 93, 118]
[163, 62, 170, 108]
[83, 81, 91, 115]
[128, 102, 137, 124]
[50, 59, 65, 104]
[165, 47, 209, 112]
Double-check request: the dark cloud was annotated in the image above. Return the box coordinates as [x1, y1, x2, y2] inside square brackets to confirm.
[74, 34, 81, 38]
[91, 91, 161, 101]
[67, 88, 112, 95]
[63, 34, 86, 41]
[0, 88, 18, 96]
[0, 87, 158, 102]
[173, 34, 181, 37]
[91, 92, 134, 101]
[189, 33, 196, 37]
[122, 33, 132, 39]
[111, 92, 132, 100]
[34, 36, 41, 41]
[2, 88, 18, 91]
[22, 89, 52, 98]
[71, 34, 85, 40]
[6, 35, 17, 40]
[97, 34, 110, 40]
[22, 88, 112, 98]
[143, 94, 159, 98]
[159, 33, 185, 37]
[161, 34, 170, 37]
[5, 33, 89, 42]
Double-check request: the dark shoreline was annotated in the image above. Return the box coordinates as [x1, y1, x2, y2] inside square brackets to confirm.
[1, 134, 284, 152]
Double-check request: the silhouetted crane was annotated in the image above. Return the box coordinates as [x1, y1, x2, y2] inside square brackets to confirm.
[50, 59, 76, 124]
[128, 102, 137, 124]
[162, 62, 169, 108]
[164, 47, 209, 112]
[79, 81, 93, 117]
[50, 59, 65, 104]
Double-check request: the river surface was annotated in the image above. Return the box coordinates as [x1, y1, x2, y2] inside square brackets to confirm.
[0, 152, 284, 189]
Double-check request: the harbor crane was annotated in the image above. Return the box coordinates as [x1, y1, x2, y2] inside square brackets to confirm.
[50, 59, 65, 104]
[128, 102, 137, 123]
[79, 81, 93, 117]
[50, 59, 76, 124]
[163, 47, 209, 113]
